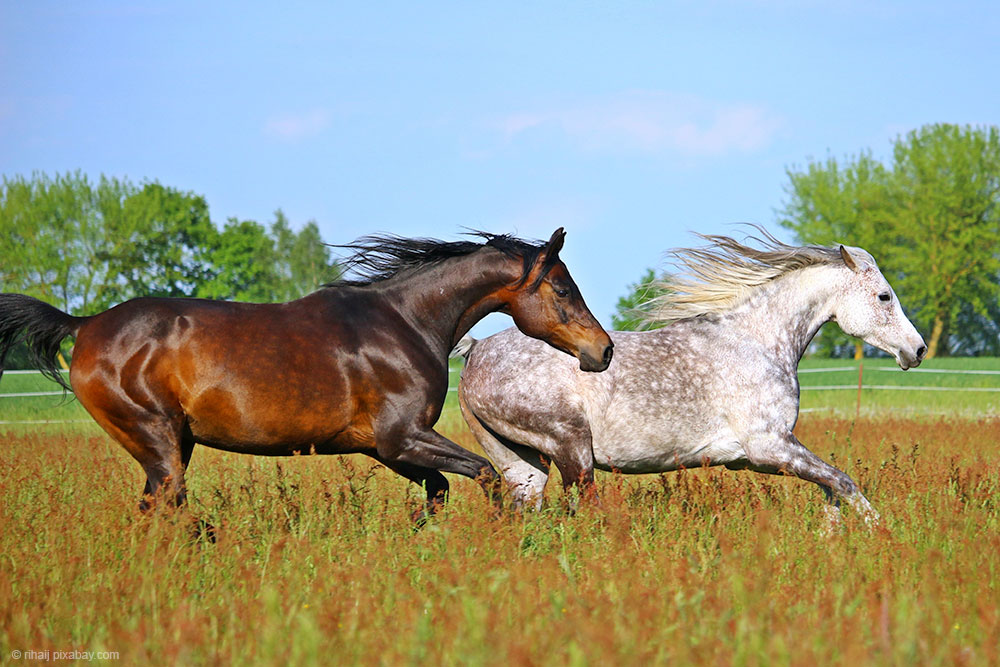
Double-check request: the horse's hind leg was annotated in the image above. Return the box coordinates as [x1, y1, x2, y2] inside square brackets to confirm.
[501, 454, 551, 511]
[138, 430, 195, 510]
[81, 405, 189, 512]
[129, 429, 188, 513]
[459, 396, 550, 510]
[741, 431, 877, 524]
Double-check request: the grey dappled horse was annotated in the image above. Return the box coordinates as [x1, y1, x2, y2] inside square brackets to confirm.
[455, 231, 926, 522]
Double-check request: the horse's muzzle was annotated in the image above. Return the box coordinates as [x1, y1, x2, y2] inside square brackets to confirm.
[579, 342, 614, 372]
[899, 343, 927, 371]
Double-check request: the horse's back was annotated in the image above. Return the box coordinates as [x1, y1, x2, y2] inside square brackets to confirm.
[68, 292, 385, 453]
[71, 296, 305, 381]
[462, 325, 749, 472]
[463, 325, 714, 420]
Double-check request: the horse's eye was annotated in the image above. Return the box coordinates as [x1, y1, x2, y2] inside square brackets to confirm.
[555, 287, 570, 298]
[878, 292, 891, 302]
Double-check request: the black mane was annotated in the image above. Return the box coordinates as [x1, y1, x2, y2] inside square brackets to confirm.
[326, 231, 548, 287]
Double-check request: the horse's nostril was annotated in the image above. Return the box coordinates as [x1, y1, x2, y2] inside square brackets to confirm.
[603, 345, 614, 365]
[916, 345, 926, 360]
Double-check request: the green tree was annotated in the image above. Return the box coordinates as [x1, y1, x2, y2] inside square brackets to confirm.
[778, 151, 893, 252]
[196, 218, 280, 302]
[889, 124, 1000, 357]
[270, 209, 339, 301]
[0, 171, 107, 312]
[0, 173, 219, 313]
[290, 220, 339, 293]
[0, 171, 117, 368]
[612, 268, 669, 331]
[778, 151, 895, 358]
[952, 298, 1000, 356]
[197, 212, 340, 303]
[95, 182, 217, 309]
[2, 172, 342, 370]
[778, 123, 1000, 358]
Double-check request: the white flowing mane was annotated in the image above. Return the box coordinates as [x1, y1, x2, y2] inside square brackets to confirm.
[641, 228, 845, 326]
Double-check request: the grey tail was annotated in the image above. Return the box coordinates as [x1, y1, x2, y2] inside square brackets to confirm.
[449, 335, 478, 360]
[0, 294, 85, 392]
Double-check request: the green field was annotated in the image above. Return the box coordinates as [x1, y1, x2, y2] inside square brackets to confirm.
[797, 357, 1000, 417]
[2, 358, 998, 664]
[0, 371, 90, 426]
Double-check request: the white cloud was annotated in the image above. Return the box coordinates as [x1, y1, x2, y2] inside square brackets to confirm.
[495, 91, 782, 157]
[264, 109, 331, 141]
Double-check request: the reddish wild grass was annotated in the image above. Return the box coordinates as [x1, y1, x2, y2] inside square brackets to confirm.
[0, 416, 998, 665]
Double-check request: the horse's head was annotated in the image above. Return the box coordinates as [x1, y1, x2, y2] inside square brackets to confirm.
[833, 245, 926, 370]
[502, 228, 613, 372]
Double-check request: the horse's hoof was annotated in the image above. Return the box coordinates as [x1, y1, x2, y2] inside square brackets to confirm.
[819, 504, 843, 536]
[862, 510, 881, 530]
[190, 519, 217, 543]
[410, 502, 436, 528]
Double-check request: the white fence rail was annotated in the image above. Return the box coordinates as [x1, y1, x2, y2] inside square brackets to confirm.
[803, 385, 1000, 392]
[0, 370, 70, 398]
[2, 369, 70, 374]
[795, 364, 1000, 393]
[10, 367, 999, 395]
[0, 368, 466, 406]
[799, 366, 1000, 376]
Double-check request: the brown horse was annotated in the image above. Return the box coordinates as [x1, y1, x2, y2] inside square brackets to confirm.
[0, 228, 613, 520]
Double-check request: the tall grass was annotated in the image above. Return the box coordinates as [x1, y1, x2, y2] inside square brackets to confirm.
[2, 416, 998, 664]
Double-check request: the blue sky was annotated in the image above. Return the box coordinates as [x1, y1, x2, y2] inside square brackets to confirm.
[2, 1, 998, 335]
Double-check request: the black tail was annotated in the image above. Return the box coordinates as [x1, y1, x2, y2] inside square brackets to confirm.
[0, 294, 85, 391]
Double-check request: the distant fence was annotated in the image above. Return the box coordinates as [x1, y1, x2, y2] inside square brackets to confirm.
[0, 368, 465, 398]
[7, 367, 999, 396]
[0, 369, 467, 426]
[0, 369, 70, 398]
[798, 365, 1000, 392]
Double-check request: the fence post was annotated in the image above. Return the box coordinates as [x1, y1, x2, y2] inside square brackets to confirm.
[855, 362, 864, 419]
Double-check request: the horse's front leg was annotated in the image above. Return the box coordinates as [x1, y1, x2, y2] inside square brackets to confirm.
[369, 453, 450, 522]
[740, 431, 878, 525]
[376, 427, 502, 516]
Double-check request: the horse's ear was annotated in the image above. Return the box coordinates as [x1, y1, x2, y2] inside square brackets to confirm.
[541, 228, 566, 260]
[840, 245, 860, 273]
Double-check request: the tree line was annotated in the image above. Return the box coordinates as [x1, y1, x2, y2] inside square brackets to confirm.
[1, 171, 339, 368]
[614, 123, 1000, 358]
[4, 123, 998, 361]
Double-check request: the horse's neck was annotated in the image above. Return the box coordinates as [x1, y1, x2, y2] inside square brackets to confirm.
[379, 250, 515, 355]
[722, 265, 842, 369]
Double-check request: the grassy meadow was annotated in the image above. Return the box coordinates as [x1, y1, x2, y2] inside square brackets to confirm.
[1, 359, 999, 664]
[797, 357, 1000, 418]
